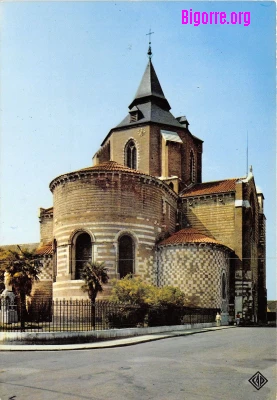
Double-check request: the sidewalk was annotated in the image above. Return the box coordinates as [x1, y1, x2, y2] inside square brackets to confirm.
[0, 325, 235, 351]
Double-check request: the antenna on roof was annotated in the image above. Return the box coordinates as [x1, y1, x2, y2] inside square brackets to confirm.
[146, 28, 154, 59]
[246, 130, 249, 175]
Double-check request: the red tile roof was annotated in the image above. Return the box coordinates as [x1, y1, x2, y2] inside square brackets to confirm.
[181, 179, 239, 197]
[35, 242, 53, 256]
[158, 228, 227, 247]
[78, 161, 145, 175]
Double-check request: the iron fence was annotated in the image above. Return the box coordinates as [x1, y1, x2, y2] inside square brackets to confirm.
[0, 299, 219, 332]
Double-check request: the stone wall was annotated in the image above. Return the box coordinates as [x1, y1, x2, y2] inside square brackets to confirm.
[29, 255, 53, 303]
[157, 243, 229, 312]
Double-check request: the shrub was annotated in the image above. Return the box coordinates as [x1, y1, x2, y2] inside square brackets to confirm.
[106, 305, 147, 328]
[110, 275, 152, 305]
[110, 275, 186, 307]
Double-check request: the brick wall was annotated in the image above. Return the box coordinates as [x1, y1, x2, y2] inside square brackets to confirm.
[50, 170, 177, 300]
[180, 193, 236, 249]
[39, 209, 53, 245]
[99, 123, 202, 186]
[168, 142, 182, 178]
[109, 126, 150, 172]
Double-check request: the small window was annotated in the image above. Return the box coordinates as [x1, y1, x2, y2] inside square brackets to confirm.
[125, 140, 137, 169]
[130, 113, 138, 122]
[190, 150, 196, 183]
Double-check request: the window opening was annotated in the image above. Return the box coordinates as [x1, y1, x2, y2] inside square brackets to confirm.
[125, 140, 137, 169]
[118, 235, 134, 278]
[75, 233, 92, 279]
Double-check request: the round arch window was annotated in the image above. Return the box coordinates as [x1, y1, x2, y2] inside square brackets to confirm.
[118, 235, 134, 278]
[75, 233, 92, 279]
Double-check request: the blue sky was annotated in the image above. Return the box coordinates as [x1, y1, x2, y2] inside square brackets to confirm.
[0, 2, 275, 299]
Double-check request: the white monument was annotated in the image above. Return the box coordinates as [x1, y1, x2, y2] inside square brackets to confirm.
[0, 272, 18, 323]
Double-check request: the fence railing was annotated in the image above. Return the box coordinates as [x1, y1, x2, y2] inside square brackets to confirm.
[0, 299, 219, 332]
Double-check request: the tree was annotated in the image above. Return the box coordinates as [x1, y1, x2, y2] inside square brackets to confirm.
[110, 275, 186, 306]
[147, 286, 186, 307]
[109, 275, 187, 327]
[81, 261, 109, 302]
[110, 274, 151, 305]
[0, 246, 42, 330]
[80, 261, 109, 329]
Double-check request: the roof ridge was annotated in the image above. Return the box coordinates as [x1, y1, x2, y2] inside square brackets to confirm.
[158, 227, 230, 248]
[180, 177, 243, 197]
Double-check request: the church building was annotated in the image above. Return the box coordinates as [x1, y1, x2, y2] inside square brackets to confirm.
[27, 47, 267, 324]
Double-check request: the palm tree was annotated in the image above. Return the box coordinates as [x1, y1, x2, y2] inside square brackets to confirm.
[80, 261, 109, 329]
[0, 246, 42, 330]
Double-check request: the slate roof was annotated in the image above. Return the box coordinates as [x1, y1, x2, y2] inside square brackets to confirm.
[129, 59, 171, 111]
[115, 102, 185, 130]
[100, 59, 203, 144]
[113, 59, 188, 131]
[181, 178, 239, 198]
[158, 228, 228, 248]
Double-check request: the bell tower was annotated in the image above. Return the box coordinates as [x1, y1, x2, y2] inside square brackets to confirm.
[93, 45, 203, 192]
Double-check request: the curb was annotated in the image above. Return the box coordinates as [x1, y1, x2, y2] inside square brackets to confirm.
[0, 326, 235, 352]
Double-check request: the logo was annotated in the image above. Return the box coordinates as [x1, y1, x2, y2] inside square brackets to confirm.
[248, 371, 268, 390]
[138, 128, 146, 137]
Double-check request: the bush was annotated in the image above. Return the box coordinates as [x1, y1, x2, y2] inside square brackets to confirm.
[106, 304, 147, 328]
[109, 275, 187, 327]
[147, 286, 186, 307]
[110, 275, 152, 305]
[27, 301, 52, 322]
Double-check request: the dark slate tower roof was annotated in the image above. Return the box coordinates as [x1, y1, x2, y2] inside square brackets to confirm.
[111, 59, 186, 133]
[128, 59, 171, 111]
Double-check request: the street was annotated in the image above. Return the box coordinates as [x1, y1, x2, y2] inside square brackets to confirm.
[0, 328, 276, 400]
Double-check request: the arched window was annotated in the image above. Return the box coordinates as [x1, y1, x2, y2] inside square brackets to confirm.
[168, 182, 174, 190]
[222, 273, 227, 300]
[125, 140, 137, 169]
[190, 150, 195, 183]
[75, 233, 92, 279]
[118, 235, 134, 278]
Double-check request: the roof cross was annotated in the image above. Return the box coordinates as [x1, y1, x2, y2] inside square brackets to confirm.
[146, 29, 154, 59]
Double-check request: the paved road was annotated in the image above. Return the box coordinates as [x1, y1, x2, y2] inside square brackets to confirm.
[0, 328, 276, 400]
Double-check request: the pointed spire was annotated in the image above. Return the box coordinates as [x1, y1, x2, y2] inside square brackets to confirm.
[129, 59, 171, 111]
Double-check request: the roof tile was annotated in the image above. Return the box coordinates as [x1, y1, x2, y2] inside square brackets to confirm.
[78, 161, 145, 175]
[158, 228, 228, 248]
[181, 179, 239, 197]
[35, 242, 53, 256]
